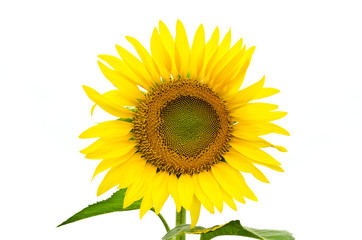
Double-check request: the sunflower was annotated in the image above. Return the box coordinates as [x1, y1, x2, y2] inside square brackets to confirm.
[80, 20, 288, 228]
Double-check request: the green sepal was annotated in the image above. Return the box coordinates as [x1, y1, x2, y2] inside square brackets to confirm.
[125, 106, 137, 112]
[117, 117, 133, 123]
[162, 220, 294, 240]
[57, 189, 140, 227]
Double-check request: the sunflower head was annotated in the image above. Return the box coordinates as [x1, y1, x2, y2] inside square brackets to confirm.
[133, 78, 233, 176]
[80, 20, 288, 228]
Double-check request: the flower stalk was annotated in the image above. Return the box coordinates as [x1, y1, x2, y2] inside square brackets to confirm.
[175, 207, 186, 240]
[151, 209, 170, 232]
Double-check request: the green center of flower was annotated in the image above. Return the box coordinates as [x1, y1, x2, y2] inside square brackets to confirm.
[160, 96, 221, 157]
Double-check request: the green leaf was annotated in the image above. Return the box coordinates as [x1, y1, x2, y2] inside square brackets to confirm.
[199, 221, 262, 240]
[199, 221, 294, 240]
[57, 189, 141, 227]
[245, 228, 295, 240]
[162, 220, 294, 240]
[162, 224, 206, 240]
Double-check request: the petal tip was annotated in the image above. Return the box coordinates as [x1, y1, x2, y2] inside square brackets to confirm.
[125, 35, 133, 41]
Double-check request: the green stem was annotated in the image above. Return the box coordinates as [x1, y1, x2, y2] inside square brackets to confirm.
[176, 207, 186, 240]
[151, 208, 170, 232]
[158, 212, 171, 232]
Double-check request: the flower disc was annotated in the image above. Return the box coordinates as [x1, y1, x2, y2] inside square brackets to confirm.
[160, 95, 219, 156]
[133, 79, 232, 175]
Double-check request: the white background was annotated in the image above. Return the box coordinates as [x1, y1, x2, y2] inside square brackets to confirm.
[1, 0, 361, 239]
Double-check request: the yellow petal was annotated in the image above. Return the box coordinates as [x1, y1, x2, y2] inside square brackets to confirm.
[232, 122, 290, 137]
[80, 135, 131, 155]
[140, 193, 153, 219]
[231, 103, 279, 116]
[104, 89, 139, 107]
[84, 139, 135, 160]
[159, 20, 178, 79]
[79, 120, 133, 139]
[98, 54, 151, 89]
[190, 24, 205, 80]
[252, 160, 284, 172]
[223, 46, 255, 97]
[205, 27, 220, 61]
[159, 21, 174, 55]
[231, 150, 284, 172]
[231, 138, 281, 165]
[209, 38, 244, 85]
[190, 195, 201, 228]
[82, 86, 134, 118]
[220, 66, 246, 98]
[204, 28, 235, 84]
[175, 19, 190, 78]
[124, 164, 156, 208]
[223, 148, 269, 183]
[97, 61, 144, 100]
[245, 45, 256, 59]
[150, 28, 172, 80]
[152, 171, 170, 214]
[140, 167, 157, 219]
[91, 103, 97, 115]
[92, 149, 136, 180]
[212, 49, 245, 90]
[168, 174, 182, 212]
[123, 176, 144, 208]
[177, 174, 194, 210]
[231, 46, 255, 89]
[197, 171, 223, 212]
[192, 174, 215, 214]
[90, 89, 142, 115]
[97, 54, 124, 72]
[200, 27, 220, 79]
[219, 29, 231, 57]
[80, 138, 103, 155]
[253, 87, 280, 100]
[220, 187, 237, 211]
[126, 36, 161, 84]
[115, 154, 146, 189]
[98, 54, 139, 87]
[203, 47, 220, 84]
[226, 76, 265, 106]
[231, 105, 287, 122]
[239, 137, 288, 152]
[211, 163, 246, 203]
[212, 162, 257, 202]
[97, 164, 124, 196]
[116, 44, 154, 89]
